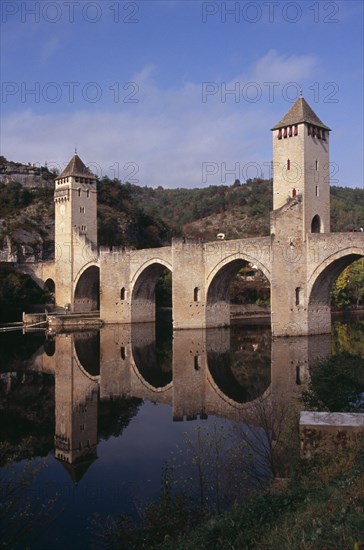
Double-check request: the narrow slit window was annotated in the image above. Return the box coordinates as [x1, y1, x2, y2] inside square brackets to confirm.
[287, 159, 291, 171]
[120, 346, 126, 360]
[194, 287, 200, 302]
[316, 185, 319, 197]
[120, 287, 126, 300]
[295, 287, 301, 306]
[194, 356, 201, 370]
[296, 365, 301, 385]
[278, 128, 282, 139]
[78, 188, 81, 197]
[315, 160, 319, 171]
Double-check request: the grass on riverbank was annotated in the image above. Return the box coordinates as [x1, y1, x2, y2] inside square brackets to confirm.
[98, 439, 364, 550]
[158, 441, 364, 550]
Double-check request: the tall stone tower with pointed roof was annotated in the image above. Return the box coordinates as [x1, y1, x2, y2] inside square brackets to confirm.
[271, 96, 331, 238]
[54, 154, 98, 309]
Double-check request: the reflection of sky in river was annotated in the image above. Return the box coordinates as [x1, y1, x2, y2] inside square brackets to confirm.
[1, 318, 363, 549]
[20, 403, 238, 550]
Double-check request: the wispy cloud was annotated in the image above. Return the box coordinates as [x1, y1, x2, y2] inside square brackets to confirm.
[40, 36, 60, 63]
[2, 50, 325, 188]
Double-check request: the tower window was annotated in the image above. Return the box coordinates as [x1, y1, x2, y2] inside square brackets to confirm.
[86, 190, 90, 198]
[120, 346, 126, 360]
[283, 127, 287, 138]
[316, 185, 319, 197]
[294, 125, 298, 136]
[78, 188, 81, 197]
[317, 129, 321, 139]
[322, 131, 326, 141]
[278, 128, 282, 139]
[315, 160, 319, 171]
[120, 287, 126, 300]
[80, 206, 85, 213]
[288, 126, 292, 137]
[287, 159, 291, 171]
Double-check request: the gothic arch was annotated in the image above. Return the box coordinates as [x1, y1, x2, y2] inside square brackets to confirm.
[131, 259, 173, 323]
[206, 256, 271, 327]
[308, 247, 364, 307]
[311, 214, 321, 233]
[74, 264, 100, 313]
[44, 278, 55, 303]
[207, 253, 271, 287]
[130, 258, 173, 287]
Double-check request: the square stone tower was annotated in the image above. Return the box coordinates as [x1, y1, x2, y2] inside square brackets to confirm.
[54, 154, 97, 308]
[271, 97, 331, 238]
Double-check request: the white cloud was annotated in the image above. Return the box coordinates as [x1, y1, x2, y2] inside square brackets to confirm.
[40, 36, 60, 63]
[2, 50, 319, 188]
[251, 49, 318, 83]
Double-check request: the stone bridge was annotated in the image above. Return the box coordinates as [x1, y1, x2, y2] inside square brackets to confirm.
[11, 97, 364, 336]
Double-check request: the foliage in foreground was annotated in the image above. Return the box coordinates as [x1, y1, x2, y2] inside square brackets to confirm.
[0, 448, 60, 547]
[96, 441, 364, 550]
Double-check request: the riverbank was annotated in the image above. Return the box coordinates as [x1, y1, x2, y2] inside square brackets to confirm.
[101, 440, 364, 549]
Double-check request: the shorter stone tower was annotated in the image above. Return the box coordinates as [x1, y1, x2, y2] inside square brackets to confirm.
[54, 154, 97, 309]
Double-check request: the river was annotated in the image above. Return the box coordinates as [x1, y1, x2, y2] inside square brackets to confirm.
[1, 315, 363, 549]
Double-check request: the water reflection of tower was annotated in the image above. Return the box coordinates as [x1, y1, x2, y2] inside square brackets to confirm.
[53, 332, 99, 482]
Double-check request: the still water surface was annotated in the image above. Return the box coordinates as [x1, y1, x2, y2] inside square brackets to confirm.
[1, 316, 363, 549]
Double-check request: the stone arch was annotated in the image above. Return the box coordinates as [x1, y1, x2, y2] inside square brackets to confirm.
[74, 264, 100, 313]
[131, 259, 173, 323]
[311, 214, 321, 233]
[44, 278, 55, 303]
[206, 256, 271, 328]
[308, 247, 364, 307]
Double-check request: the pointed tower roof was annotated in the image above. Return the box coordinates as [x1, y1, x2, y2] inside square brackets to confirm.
[271, 97, 331, 131]
[58, 154, 94, 178]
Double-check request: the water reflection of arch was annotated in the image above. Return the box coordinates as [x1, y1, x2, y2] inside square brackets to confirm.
[74, 263, 100, 313]
[206, 326, 272, 409]
[44, 337, 56, 357]
[130, 323, 173, 392]
[73, 331, 100, 378]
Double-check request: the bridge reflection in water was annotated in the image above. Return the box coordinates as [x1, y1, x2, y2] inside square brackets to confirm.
[28, 323, 332, 474]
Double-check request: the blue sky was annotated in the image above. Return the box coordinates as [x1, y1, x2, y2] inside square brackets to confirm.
[1, 0, 363, 188]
